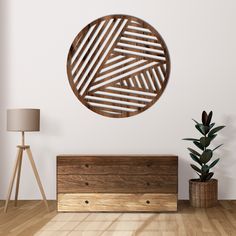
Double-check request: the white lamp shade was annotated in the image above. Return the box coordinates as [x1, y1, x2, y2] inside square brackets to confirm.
[7, 109, 40, 132]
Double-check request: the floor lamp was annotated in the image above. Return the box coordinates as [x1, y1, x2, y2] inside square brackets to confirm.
[4, 108, 49, 213]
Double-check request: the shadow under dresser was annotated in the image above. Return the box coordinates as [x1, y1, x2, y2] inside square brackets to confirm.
[57, 155, 178, 212]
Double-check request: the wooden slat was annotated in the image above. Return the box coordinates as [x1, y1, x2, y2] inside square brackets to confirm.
[98, 58, 140, 77]
[148, 68, 160, 91]
[119, 39, 163, 51]
[102, 56, 127, 69]
[86, 93, 148, 105]
[137, 74, 146, 89]
[92, 60, 152, 87]
[142, 72, 154, 92]
[57, 174, 177, 193]
[154, 66, 164, 86]
[122, 33, 160, 44]
[57, 193, 177, 212]
[115, 45, 165, 57]
[81, 19, 129, 96]
[85, 97, 142, 109]
[125, 28, 156, 37]
[101, 88, 154, 99]
[113, 75, 153, 93]
[128, 21, 143, 28]
[75, 19, 119, 87]
[71, 22, 101, 70]
[90, 63, 161, 94]
[112, 50, 165, 64]
[91, 105, 131, 114]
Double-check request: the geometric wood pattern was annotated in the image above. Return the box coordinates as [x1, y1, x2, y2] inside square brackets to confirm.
[67, 15, 170, 118]
[57, 155, 178, 212]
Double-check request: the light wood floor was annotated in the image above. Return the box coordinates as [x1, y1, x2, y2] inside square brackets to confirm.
[0, 201, 236, 236]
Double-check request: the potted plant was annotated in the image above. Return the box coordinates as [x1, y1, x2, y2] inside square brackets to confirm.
[183, 111, 225, 207]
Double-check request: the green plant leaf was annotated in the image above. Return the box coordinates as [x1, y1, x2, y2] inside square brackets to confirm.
[188, 147, 201, 157]
[208, 126, 225, 136]
[205, 172, 214, 181]
[212, 144, 223, 152]
[190, 153, 201, 165]
[193, 141, 204, 151]
[197, 173, 201, 179]
[190, 164, 202, 173]
[202, 164, 210, 173]
[200, 172, 208, 181]
[183, 138, 199, 141]
[192, 119, 199, 124]
[195, 124, 205, 135]
[209, 123, 215, 129]
[209, 158, 220, 169]
[200, 149, 213, 164]
[206, 111, 213, 126]
[199, 124, 210, 135]
[202, 111, 208, 125]
[200, 137, 211, 147]
[208, 134, 217, 141]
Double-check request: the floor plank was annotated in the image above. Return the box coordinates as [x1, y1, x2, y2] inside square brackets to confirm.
[1, 201, 236, 235]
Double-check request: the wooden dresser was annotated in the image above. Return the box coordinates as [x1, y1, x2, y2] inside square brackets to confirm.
[57, 155, 178, 212]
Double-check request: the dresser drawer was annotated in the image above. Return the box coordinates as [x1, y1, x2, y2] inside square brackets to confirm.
[57, 156, 178, 175]
[58, 193, 177, 212]
[57, 174, 177, 193]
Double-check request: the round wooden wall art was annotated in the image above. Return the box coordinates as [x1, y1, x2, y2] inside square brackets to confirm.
[67, 15, 170, 118]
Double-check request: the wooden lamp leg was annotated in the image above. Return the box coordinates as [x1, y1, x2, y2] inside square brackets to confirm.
[26, 147, 49, 212]
[4, 148, 22, 213]
[14, 150, 23, 206]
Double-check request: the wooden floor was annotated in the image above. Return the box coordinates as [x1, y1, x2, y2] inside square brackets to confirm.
[0, 201, 236, 236]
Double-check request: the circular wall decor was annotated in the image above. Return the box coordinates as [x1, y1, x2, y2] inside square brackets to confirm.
[67, 14, 170, 118]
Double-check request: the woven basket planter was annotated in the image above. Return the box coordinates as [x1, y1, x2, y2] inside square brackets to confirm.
[189, 179, 218, 208]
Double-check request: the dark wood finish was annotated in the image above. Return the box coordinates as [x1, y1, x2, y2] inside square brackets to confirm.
[67, 14, 170, 118]
[57, 155, 178, 212]
[57, 155, 177, 175]
[58, 174, 177, 193]
[189, 179, 218, 208]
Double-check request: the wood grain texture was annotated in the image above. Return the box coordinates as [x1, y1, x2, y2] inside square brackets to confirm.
[4, 146, 49, 213]
[57, 155, 178, 175]
[189, 179, 218, 208]
[57, 155, 178, 212]
[67, 14, 170, 118]
[57, 174, 177, 193]
[2, 200, 236, 235]
[57, 193, 177, 212]
[0, 201, 56, 236]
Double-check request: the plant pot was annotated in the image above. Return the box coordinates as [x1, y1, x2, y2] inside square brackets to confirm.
[189, 178, 218, 208]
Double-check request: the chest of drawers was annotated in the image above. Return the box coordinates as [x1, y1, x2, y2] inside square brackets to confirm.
[57, 155, 178, 212]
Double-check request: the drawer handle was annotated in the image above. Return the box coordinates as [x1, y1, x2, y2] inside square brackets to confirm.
[85, 200, 89, 204]
[85, 164, 89, 168]
[147, 164, 152, 167]
[146, 200, 150, 204]
[146, 182, 150, 186]
[85, 182, 89, 186]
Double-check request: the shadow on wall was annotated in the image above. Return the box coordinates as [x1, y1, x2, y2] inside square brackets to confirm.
[0, 0, 9, 197]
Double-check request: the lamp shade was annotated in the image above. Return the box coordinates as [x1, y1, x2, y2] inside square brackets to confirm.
[7, 109, 40, 132]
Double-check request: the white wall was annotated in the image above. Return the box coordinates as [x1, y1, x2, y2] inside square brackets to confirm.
[1, 0, 236, 200]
